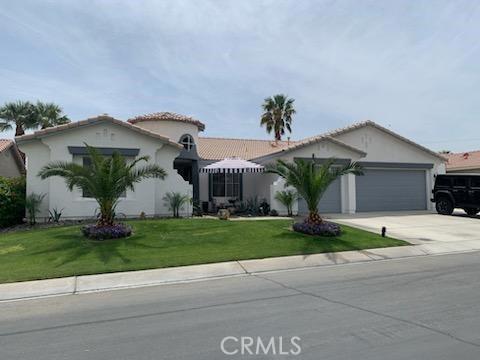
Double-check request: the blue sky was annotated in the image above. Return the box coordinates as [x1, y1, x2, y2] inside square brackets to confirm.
[1, 0, 480, 152]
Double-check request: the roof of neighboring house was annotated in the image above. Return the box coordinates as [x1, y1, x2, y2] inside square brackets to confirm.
[0, 139, 13, 153]
[128, 112, 205, 131]
[0, 139, 26, 174]
[447, 151, 480, 171]
[15, 114, 183, 150]
[323, 120, 448, 161]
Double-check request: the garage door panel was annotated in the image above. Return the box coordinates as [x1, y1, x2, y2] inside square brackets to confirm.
[356, 169, 426, 212]
[298, 178, 341, 214]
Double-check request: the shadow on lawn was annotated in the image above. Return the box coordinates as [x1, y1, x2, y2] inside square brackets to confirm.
[29, 236, 131, 268]
[30, 226, 215, 268]
[273, 228, 368, 261]
[28, 231, 172, 267]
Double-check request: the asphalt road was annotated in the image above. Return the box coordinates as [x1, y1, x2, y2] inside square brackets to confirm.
[2, 252, 480, 360]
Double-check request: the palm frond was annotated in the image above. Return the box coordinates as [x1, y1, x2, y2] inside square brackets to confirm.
[38, 143, 168, 225]
[260, 94, 296, 141]
[267, 157, 363, 217]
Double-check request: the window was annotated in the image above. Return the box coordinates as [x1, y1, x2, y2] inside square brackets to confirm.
[82, 157, 126, 198]
[453, 178, 467, 187]
[436, 177, 451, 187]
[212, 173, 241, 197]
[180, 134, 194, 151]
[471, 178, 480, 188]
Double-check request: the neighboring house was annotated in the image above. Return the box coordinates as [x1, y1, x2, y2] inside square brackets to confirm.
[16, 113, 447, 220]
[446, 151, 480, 173]
[0, 139, 25, 178]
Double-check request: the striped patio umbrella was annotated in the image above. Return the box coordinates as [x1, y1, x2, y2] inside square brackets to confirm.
[200, 157, 265, 174]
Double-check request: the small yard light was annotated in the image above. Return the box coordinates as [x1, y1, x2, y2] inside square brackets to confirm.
[381, 226, 387, 237]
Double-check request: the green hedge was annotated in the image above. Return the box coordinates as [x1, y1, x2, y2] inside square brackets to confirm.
[0, 176, 26, 228]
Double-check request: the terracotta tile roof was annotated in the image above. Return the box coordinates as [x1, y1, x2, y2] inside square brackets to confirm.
[198, 135, 365, 161]
[198, 137, 296, 160]
[15, 114, 183, 150]
[197, 120, 445, 162]
[0, 139, 13, 153]
[0, 139, 26, 174]
[447, 151, 480, 171]
[128, 112, 205, 131]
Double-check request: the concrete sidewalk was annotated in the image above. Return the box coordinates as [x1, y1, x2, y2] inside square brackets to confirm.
[2, 240, 480, 302]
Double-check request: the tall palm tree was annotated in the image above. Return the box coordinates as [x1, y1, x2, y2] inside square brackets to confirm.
[38, 145, 167, 226]
[267, 158, 363, 224]
[260, 94, 296, 141]
[36, 102, 70, 129]
[0, 101, 37, 136]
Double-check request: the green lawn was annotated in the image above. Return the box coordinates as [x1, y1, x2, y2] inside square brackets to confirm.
[0, 219, 407, 283]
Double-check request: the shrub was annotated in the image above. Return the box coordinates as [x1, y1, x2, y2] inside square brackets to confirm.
[270, 209, 279, 216]
[0, 176, 26, 228]
[292, 220, 341, 237]
[49, 207, 64, 223]
[192, 199, 203, 217]
[163, 192, 191, 217]
[274, 190, 297, 216]
[25, 193, 45, 225]
[82, 223, 132, 240]
[259, 198, 270, 216]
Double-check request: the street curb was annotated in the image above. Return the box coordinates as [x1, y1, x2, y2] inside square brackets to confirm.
[1, 243, 479, 302]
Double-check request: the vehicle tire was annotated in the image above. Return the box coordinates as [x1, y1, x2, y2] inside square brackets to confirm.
[464, 207, 479, 216]
[436, 197, 454, 215]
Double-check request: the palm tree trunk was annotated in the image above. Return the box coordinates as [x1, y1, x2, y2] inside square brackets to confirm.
[275, 130, 281, 141]
[98, 199, 115, 226]
[15, 125, 25, 136]
[307, 210, 322, 224]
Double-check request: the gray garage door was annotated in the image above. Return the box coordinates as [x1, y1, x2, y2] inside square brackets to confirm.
[298, 177, 341, 214]
[356, 169, 426, 212]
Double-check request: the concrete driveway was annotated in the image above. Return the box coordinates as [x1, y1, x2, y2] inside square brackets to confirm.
[329, 210, 480, 245]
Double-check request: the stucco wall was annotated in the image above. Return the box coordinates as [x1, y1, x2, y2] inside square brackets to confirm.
[133, 120, 200, 144]
[253, 139, 364, 214]
[333, 125, 446, 211]
[0, 148, 22, 178]
[18, 121, 191, 220]
[20, 140, 51, 217]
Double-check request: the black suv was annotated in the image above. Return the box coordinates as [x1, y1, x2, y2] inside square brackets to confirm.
[432, 174, 480, 216]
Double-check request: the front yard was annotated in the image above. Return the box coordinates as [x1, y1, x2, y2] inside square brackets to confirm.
[0, 218, 407, 283]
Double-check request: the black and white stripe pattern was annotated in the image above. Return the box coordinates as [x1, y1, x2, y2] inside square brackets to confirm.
[199, 157, 265, 174]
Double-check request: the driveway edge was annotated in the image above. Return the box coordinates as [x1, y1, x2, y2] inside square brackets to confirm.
[1, 243, 478, 302]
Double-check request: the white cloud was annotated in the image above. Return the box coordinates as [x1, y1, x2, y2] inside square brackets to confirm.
[1, 0, 480, 151]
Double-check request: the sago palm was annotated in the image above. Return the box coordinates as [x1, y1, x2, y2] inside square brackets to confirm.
[36, 101, 70, 129]
[0, 101, 38, 136]
[267, 158, 363, 223]
[260, 94, 296, 141]
[38, 145, 167, 226]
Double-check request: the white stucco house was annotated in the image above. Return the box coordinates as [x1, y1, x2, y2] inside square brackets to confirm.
[15, 112, 447, 220]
